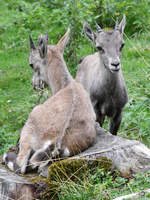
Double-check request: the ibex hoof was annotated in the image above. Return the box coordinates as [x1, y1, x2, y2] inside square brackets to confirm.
[51, 147, 62, 158]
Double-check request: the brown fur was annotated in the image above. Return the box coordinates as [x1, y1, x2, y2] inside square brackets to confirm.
[16, 29, 96, 174]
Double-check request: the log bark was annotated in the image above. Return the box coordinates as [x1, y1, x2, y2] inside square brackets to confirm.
[74, 125, 150, 177]
[0, 165, 35, 200]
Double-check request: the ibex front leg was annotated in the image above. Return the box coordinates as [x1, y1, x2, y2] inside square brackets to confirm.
[94, 102, 105, 127]
[109, 110, 122, 135]
[17, 145, 32, 174]
[29, 141, 54, 169]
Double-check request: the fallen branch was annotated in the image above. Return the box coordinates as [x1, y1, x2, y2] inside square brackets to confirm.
[113, 188, 150, 200]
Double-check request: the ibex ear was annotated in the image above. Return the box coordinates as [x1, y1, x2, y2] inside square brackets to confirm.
[119, 14, 126, 34]
[38, 34, 48, 58]
[57, 28, 70, 53]
[83, 22, 96, 43]
[29, 35, 36, 50]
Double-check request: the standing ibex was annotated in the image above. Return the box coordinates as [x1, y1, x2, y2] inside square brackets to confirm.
[3, 29, 96, 174]
[76, 15, 128, 135]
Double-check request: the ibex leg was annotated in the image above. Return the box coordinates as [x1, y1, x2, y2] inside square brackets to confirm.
[109, 110, 122, 135]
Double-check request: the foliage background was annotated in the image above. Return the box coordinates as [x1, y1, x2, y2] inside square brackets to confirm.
[1, 0, 150, 67]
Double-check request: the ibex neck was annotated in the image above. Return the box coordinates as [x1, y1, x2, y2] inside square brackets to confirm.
[47, 54, 73, 95]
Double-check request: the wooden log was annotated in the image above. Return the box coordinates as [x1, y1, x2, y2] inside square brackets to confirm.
[113, 188, 150, 200]
[74, 125, 150, 177]
[0, 165, 35, 200]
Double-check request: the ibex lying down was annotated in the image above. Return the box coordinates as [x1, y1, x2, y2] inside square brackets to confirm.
[3, 29, 96, 174]
[76, 15, 128, 135]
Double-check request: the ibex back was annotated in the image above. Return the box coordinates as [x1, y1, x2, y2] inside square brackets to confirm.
[76, 15, 128, 135]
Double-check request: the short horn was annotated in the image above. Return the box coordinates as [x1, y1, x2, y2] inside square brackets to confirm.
[115, 17, 119, 30]
[29, 35, 36, 49]
[96, 23, 102, 33]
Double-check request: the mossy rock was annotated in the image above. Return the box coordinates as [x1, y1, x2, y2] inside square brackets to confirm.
[40, 157, 112, 200]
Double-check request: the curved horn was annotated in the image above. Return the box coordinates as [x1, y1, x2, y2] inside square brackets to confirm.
[115, 17, 119, 30]
[38, 34, 48, 58]
[29, 35, 36, 49]
[95, 23, 102, 33]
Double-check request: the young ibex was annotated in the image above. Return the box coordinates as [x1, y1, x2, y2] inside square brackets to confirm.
[4, 29, 96, 174]
[76, 15, 128, 135]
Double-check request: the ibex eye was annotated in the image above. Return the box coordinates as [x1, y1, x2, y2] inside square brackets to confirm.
[120, 43, 125, 51]
[97, 46, 104, 53]
[30, 64, 34, 68]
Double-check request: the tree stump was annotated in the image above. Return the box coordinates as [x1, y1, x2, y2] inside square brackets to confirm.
[74, 125, 150, 177]
[0, 165, 35, 200]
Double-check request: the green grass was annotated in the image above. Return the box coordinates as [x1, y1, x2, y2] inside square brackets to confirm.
[0, 2, 41, 154]
[57, 169, 150, 200]
[0, 1, 150, 199]
[119, 33, 150, 147]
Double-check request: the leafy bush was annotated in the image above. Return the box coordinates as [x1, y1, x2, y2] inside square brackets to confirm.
[100, 0, 150, 35]
[2, 0, 150, 71]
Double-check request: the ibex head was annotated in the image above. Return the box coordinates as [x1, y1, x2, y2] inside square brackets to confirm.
[29, 33, 48, 90]
[29, 28, 70, 91]
[83, 14, 126, 73]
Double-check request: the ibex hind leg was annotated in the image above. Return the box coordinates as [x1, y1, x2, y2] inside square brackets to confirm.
[29, 148, 51, 169]
[51, 141, 63, 158]
[29, 141, 60, 169]
[109, 110, 122, 135]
